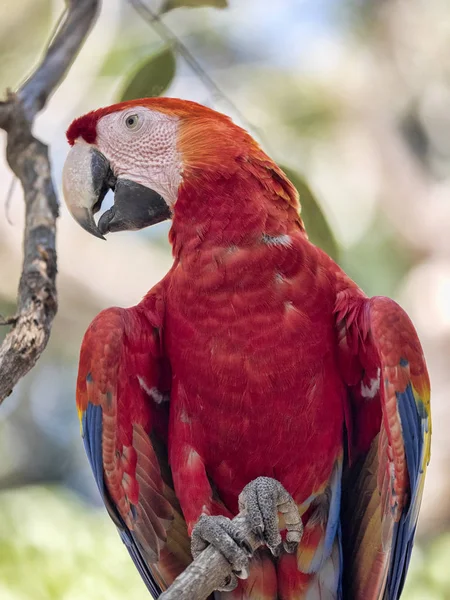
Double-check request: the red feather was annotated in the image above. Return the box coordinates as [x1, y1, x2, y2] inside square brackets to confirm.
[72, 98, 430, 599]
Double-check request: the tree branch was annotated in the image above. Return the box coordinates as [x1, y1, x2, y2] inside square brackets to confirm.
[129, 0, 271, 151]
[159, 512, 263, 600]
[19, 0, 100, 121]
[0, 0, 100, 403]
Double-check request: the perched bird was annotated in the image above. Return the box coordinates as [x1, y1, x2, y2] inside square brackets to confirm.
[63, 98, 431, 599]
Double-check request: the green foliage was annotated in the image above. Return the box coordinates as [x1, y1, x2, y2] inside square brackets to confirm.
[402, 535, 450, 600]
[280, 84, 338, 137]
[0, 487, 145, 600]
[161, 0, 228, 13]
[340, 211, 414, 298]
[281, 166, 339, 261]
[0, 0, 52, 91]
[118, 46, 176, 102]
[0, 486, 449, 599]
[100, 43, 149, 78]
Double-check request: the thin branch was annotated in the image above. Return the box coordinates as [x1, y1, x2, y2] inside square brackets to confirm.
[129, 0, 270, 149]
[0, 315, 17, 327]
[18, 0, 100, 121]
[5, 175, 17, 225]
[0, 0, 100, 403]
[160, 512, 263, 600]
[130, 0, 242, 110]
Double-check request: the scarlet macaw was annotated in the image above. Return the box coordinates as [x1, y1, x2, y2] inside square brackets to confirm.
[62, 98, 431, 599]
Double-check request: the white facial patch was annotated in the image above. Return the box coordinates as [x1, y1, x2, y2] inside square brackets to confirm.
[95, 107, 182, 207]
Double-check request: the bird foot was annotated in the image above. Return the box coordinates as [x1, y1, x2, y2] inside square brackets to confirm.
[238, 476, 303, 556]
[191, 514, 252, 591]
[190, 478, 303, 591]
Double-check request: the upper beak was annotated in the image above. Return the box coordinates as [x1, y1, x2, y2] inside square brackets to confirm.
[62, 142, 171, 239]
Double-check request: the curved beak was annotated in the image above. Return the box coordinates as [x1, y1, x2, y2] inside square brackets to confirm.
[62, 142, 171, 239]
[62, 143, 112, 239]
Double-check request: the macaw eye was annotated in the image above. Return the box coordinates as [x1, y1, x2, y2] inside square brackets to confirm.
[125, 114, 139, 130]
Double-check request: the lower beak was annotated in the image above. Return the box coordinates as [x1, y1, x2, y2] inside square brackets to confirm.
[98, 179, 171, 236]
[62, 143, 171, 239]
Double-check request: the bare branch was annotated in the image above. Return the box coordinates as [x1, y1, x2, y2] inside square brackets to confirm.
[0, 314, 17, 327]
[160, 512, 263, 600]
[129, 0, 271, 150]
[0, 0, 100, 403]
[18, 0, 100, 121]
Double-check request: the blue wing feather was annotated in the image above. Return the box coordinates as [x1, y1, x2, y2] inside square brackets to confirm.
[337, 294, 430, 600]
[81, 401, 163, 598]
[82, 403, 104, 497]
[323, 458, 343, 561]
[386, 383, 423, 599]
[119, 528, 163, 598]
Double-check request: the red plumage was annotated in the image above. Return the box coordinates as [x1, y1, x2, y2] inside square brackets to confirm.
[71, 98, 431, 600]
[166, 166, 343, 521]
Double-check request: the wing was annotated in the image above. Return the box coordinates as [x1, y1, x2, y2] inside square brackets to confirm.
[77, 296, 191, 597]
[335, 293, 431, 600]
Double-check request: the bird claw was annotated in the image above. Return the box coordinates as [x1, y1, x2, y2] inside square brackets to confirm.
[190, 478, 303, 591]
[191, 514, 252, 591]
[238, 476, 303, 556]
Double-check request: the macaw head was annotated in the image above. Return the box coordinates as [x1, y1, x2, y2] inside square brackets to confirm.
[63, 98, 258, 239]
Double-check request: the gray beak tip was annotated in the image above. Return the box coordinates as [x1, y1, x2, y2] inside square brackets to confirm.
[92, 229, 107, 241]
[69, 204, 106, 240]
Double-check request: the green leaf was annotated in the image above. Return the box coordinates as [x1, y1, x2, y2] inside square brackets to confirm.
[0, 0, 52, 91]
[340, 211, 413, 298]
[118, 46, 176, 102]
[281, 166, 339, 261]
[161, 0, 228, 13]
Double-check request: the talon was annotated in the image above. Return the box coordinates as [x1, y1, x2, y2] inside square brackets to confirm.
[235, 565, 249, 580]
[220, 572, 238, 592]
[271, 542, 283, 557]
[191, 514, 251, 591]
[238, 476, 303, 555]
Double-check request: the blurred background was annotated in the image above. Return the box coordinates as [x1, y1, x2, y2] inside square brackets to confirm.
[0, 0, 449, 598]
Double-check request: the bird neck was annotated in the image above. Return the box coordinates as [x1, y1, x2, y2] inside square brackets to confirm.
[169, 166, 305, 259]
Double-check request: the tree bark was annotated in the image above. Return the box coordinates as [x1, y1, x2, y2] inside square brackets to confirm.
[0, 0, 100, 403]
[159, 512, 263, 600]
